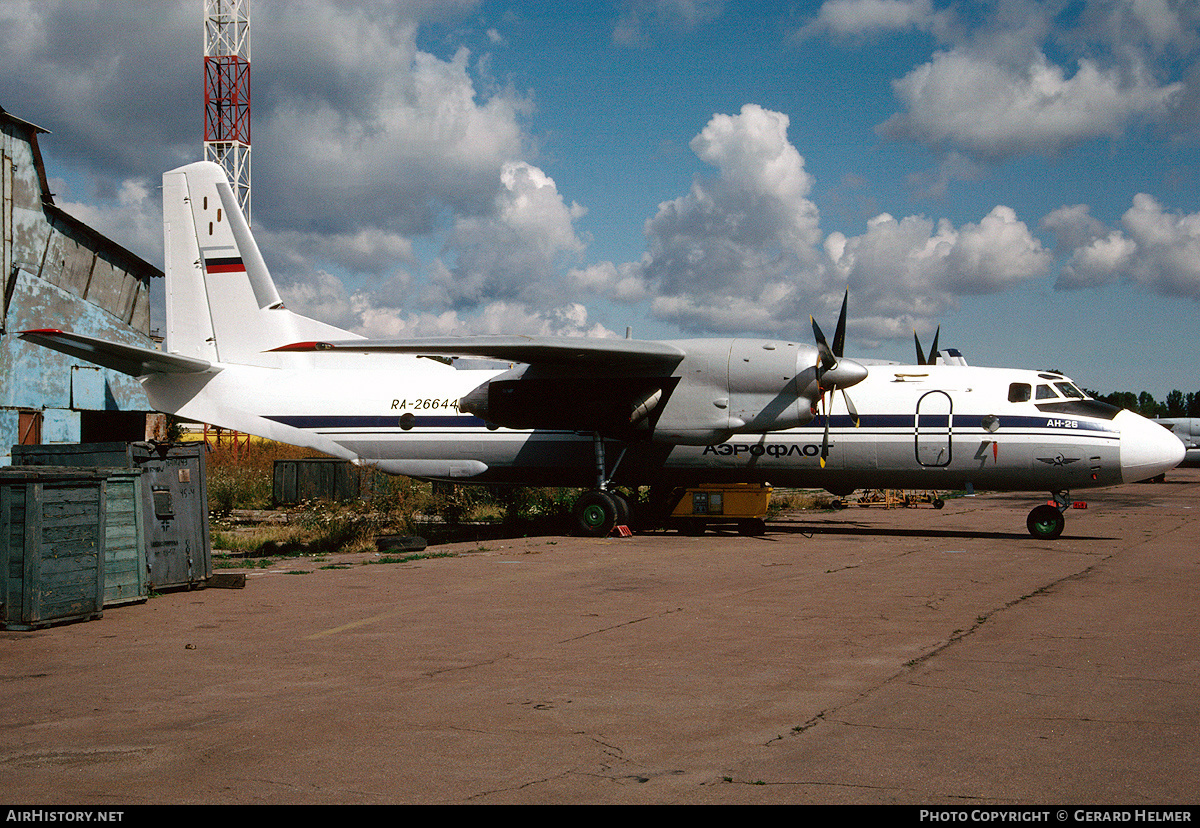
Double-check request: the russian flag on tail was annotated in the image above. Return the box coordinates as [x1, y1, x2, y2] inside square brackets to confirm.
[204, 256, 245, 274]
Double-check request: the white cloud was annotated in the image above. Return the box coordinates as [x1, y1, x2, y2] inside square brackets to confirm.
[431, 161, 587, 310]
[1046, 196, 1200, 298]
[1121, 193, 1200, 297]
[254, 3, 530, 238]
[610, 104, 825, 333]
[571, 104, 1054, 343]
[58, 178, 162, 265]
[798, 0, 941, 39]
[825, 206, 1051, 339]
[613, 0, 725, 47]
[880, 49, 1182, 159]
[348, 298, 615, 340]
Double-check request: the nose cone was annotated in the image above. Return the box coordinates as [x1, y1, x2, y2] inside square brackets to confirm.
[1118, 410, 1186, 482]
[823, 357, 869, 390]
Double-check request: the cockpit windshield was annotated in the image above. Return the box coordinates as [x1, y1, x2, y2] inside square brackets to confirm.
[1054, 381, 1086, 399]
[1035, 384, 1058, 400]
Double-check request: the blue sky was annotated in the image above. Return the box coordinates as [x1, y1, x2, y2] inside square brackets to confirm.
[2, 1, 1198, 398]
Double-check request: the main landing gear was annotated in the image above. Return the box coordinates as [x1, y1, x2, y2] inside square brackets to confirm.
[1026, 491, 1070, 540]
[571, 433, 631, 538]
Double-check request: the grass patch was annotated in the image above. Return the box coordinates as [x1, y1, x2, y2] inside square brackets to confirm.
[371, 551, 456, 565]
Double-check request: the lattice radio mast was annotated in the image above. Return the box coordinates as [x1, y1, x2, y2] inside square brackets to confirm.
[203, 0, 251, 223]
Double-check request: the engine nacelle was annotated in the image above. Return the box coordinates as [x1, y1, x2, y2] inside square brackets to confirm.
[459, 338, 862, 446]
[459, 365, 674, 436]
[649, 339, 821, 445]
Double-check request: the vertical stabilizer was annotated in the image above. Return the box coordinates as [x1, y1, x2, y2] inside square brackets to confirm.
[162, 161, 358, 367]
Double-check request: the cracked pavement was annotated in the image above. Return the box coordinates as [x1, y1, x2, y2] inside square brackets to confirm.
[3, 469, 1199, 804]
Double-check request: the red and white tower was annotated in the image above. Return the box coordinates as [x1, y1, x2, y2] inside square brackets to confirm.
[203, 0, 251, 223]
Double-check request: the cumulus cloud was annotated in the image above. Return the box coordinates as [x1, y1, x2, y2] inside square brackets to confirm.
[1121, 194, 1200, 298]
[430, 162, 588, 310]
[281, 281, 615, 341]
[582, 104, 825, 334]
[797, 0, 944, 40]
[880, 49, 1182, 159]
[801, 1, 1196, 161]
[824, 206, 1051, 340]
[1046, 196, 1200, 298]
[56, 177, 162, 266]
[253, 2, 530, 239]
[572, 104, 1054, 343]
[613, 0, 725, 47]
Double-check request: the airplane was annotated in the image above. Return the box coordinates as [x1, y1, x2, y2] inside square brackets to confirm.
[21, 161, 1184, 541]
[1155, 418, 1199, 465]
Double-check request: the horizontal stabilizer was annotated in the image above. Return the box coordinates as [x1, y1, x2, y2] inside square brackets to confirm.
[270, 335, 687, 369]
[20, 329, 214, 377]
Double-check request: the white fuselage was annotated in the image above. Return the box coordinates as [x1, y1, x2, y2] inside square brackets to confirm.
[142, 355, 1183, 494]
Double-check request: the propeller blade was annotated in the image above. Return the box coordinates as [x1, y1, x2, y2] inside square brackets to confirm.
[843, 389, 860, 427]
[811, 315, 827, 351]
[820, 395, 831, 468]
[915, 325, 941, 365]
[811, 316, 835, 371]
[832, 290, 848, 358]
[811, 290, 867, 468]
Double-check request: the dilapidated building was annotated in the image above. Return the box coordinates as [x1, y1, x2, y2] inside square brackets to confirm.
[1, 105, 162, 464]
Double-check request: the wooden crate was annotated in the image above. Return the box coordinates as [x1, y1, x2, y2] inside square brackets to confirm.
[1, 468, 107, 630]
[101, 469, 146, 606]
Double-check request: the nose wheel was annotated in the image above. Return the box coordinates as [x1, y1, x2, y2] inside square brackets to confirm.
[1027, 492, 1069, 539]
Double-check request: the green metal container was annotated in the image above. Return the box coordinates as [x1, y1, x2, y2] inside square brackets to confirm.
[100, 468, 146, 606]
[1, 468, 107, 630]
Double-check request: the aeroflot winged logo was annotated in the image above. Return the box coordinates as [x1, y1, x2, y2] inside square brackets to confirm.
[1037, 454, 1081, 467]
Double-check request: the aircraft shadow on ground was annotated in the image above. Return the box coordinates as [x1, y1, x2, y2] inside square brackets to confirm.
[724, 521, 1118, 542]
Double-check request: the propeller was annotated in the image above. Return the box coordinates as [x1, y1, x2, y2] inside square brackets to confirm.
[914, 326, 940, 366]
[810, 291, 868, 468]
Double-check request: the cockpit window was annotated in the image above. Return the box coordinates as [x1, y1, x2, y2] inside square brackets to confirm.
[1008, 383, 1031, 403]
[1054, 382, 1085, 399]
[1035, 384, 1059, 400]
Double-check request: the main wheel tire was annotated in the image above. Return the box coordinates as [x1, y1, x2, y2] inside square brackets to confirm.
[608, 490, 633, 528]
[572, 490, 619, 537]
[1027, 504, 1065, 539]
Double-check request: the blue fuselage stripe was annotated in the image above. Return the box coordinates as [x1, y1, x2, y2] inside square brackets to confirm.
[266, 412, 1119, 436]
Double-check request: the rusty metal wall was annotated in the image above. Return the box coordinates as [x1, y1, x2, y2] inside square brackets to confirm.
[1, 108, 162, 464]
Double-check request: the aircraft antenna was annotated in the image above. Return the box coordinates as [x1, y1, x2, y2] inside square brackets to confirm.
[203, 0, 252, 223]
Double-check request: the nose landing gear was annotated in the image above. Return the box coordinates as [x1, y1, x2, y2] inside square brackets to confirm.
[1027, 491, 1071, 539]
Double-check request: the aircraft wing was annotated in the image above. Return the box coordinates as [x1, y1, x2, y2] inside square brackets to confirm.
[270, 336, 687, 369]
[20, 329, 214, 376]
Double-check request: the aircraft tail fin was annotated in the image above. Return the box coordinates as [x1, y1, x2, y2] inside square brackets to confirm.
[162, 161, 358, 366]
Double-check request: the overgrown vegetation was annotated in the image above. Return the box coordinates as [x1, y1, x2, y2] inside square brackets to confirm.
[204, 438, 582, 556]
[203, 439, 858, 557]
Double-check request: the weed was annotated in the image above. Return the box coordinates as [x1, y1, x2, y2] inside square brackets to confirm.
[373, 551, 456, 565]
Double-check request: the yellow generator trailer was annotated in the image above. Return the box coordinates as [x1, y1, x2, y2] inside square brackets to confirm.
[668, 483, 772, 536]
